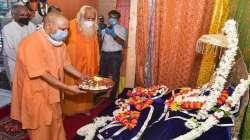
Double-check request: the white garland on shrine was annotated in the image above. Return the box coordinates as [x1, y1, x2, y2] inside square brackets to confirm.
[174, 76, 250, 140]
[196, 19, 239, 119]
[152, 85, 169, 99]
[76, 116, 113, 140]
[76, 85, 164, 140]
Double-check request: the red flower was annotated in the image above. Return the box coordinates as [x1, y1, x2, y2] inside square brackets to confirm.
[114, 111, 141, 129]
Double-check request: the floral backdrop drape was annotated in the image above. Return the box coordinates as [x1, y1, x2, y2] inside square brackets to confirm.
[136, 0, 214, 89]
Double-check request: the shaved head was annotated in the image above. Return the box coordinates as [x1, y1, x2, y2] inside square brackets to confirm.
[44, 12, 68, 26]
[43, 12, 69, 35]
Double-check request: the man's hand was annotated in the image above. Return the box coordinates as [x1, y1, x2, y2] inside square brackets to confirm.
[105, 28, 116, 38]
[67, 85, 86, 94]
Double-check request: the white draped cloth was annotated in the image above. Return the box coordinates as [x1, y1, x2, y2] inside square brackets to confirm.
[2, 21, 36, 84]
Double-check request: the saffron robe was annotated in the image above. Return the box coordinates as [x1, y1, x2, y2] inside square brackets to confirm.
[11, 29, 70, 140]
[62, 19, 100, 115]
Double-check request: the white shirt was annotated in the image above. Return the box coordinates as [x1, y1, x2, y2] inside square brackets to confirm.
[2, 21, 36, 83]
[101, 24, 127, 52]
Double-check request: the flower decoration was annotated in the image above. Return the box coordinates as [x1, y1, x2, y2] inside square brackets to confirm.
[166, 88, 230, 111]
[216, 89, 230, 105]
[126, 85, 167, 111]
[127, 85, 166, 98]
[198, 19, 239, 117]
[129, 96, 153, 111]
[173, 20, 250, 140]
[114, 111, 141, 129]
[174, 76, 250, 140]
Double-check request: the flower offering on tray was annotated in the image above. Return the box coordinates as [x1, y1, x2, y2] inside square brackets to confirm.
[79, 76, 114, 93]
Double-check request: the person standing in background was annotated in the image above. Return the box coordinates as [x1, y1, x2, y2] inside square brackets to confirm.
[62, 5, 100, 116]
[2, 5, 36, 85]
[100, 10, 127, 101]
[25, 0, 44, 26]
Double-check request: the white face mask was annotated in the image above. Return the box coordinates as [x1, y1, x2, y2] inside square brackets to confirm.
[83, 21, 94, 28]
[41, 27, 63, 47]
[48, 36, 63, 47]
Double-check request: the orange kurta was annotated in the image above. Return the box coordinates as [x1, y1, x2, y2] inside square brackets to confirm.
[10, 30, 70, 140]
[62, 19, 99, 115]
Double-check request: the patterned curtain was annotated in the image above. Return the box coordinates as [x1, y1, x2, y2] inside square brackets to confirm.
[151, 0, 214, 89]
[196, 0, 230, 86]
[135, 0, 149, 86]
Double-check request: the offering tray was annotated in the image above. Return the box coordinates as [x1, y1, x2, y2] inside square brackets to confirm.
[79, 76, 114, 94]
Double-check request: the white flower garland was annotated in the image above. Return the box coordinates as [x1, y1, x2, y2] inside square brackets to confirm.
[76, 116, 113, 140]
[197, 19, 239, 119]
[174, 76, 250, 140]
[76, 86, 166, 140]
[152, 85, 169, 99]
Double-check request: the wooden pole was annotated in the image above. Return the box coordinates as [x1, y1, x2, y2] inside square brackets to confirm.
[125, 0, 138, 88]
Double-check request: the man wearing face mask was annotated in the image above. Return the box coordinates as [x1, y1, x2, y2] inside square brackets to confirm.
[2, 5, 36, 85]
[10, 12, 86, 140]
[100, 10, 128, 101]
[62, 5, 100, 116]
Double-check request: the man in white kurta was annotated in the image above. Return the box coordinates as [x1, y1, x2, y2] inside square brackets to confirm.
[1, 1, 25, 26]
[2, 5, 36, 84]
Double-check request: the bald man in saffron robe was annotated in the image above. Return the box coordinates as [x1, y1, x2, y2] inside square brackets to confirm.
[62, 5, 100, 116]
[10, 12, 86, 140]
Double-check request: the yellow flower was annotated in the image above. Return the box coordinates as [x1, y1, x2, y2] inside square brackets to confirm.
[170, 102, 181, 111]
